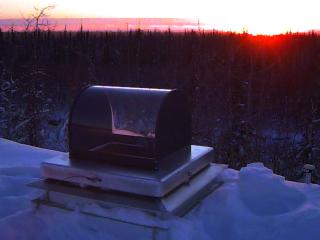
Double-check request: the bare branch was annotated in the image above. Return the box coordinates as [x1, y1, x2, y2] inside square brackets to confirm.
[23, 5, 56, 32]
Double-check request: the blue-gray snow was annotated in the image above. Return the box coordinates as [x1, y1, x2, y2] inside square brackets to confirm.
[0, 138, 319, 240]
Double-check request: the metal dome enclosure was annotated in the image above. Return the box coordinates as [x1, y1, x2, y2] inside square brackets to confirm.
[69, 86, 191, 170]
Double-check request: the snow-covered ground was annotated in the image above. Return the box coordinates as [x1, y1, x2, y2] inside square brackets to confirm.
[0, 138, 320, 240]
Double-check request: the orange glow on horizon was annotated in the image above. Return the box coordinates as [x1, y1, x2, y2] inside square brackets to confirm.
[0, 0, 319, 35]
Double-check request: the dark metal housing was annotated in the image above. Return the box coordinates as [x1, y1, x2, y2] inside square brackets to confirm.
[69, 86, 191, 170]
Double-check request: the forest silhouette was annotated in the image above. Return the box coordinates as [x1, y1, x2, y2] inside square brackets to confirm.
[0, 28, 319, 181]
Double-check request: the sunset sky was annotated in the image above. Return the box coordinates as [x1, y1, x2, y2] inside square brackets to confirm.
[0, 0, 319, 34]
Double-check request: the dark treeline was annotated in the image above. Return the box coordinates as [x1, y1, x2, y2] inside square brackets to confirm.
[0, 29, 320, 181]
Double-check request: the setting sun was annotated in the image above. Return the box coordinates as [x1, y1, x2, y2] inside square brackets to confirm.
[0, 0, 320, 34]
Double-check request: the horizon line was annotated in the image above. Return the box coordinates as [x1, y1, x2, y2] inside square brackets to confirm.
[0, 17, 319, 35]
[0, 17, 196, 21]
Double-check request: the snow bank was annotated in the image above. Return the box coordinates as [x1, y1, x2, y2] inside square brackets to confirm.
[0, 138, 320, 240]
[0, 139, 63, 220]
[0, 138, 63, 169]
[239, 162, 306, 216]
[187, 163, 320, 240]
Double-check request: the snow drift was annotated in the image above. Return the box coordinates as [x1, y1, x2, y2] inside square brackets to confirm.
[0, 138, 320, 240]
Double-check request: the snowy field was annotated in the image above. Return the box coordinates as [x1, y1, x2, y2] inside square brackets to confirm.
[0, 138, 320, 240]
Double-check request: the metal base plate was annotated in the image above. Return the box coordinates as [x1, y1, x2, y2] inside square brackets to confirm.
[31, 164, 226, 217]
[41, 145, 213, 197]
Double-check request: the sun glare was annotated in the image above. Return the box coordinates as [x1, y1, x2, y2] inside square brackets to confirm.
[199, 0, 319, 35]
[201, 17, 295, 35]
